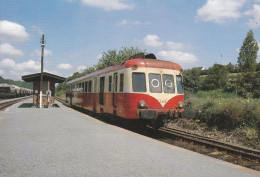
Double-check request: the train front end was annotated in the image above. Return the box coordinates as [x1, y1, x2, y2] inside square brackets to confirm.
[125, 58, 184, 127]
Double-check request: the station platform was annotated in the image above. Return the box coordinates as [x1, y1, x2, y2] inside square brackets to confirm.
[0, 98, 259, 177]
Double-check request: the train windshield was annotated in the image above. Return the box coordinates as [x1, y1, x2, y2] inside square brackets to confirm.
[162, 74, 175, 93]
[176, 75, 184, 94]
[149, 74, 162, 93]
[132, 73, 146, 92]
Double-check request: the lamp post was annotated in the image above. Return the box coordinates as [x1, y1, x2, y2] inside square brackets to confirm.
[39, 34, 45, 108]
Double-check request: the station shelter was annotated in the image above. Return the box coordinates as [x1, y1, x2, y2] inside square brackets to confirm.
[22, 72, 66, 107]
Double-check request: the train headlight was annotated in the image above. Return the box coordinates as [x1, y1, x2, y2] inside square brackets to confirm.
[138, 100, 146, 109]
[178, 101, 184, 108]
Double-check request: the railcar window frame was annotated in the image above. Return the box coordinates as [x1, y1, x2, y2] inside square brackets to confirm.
[109, 75, 112, 92]
[162, 74, 175, 94]
[84, 81, 88, 92]
[119, 73, 124, 92]
[148, 73, 162, 93]
[176, 75, 184, 94]
[132, 72, 146, 93]
[81, 82, 84, 93]
[94, 77, 97, 93]
[88, 80, 92, 92]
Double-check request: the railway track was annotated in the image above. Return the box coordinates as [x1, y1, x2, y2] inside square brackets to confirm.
[154, 126, 260, 160]
[146, 125, 260, 170]
[0, 96, 32, 110]
[55, 97, 68, 105]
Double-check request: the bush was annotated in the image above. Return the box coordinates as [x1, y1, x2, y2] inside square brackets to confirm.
[187, 92, 260, 130]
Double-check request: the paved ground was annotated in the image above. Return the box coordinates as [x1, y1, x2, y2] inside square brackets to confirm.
[0, 98, 259, 177]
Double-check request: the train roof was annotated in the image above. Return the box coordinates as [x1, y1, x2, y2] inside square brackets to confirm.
[67, 58, 183, 84]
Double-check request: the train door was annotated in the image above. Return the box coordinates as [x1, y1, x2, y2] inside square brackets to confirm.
[99, 76, 105, 105]
[93, 77, 97, 112]
[113, 73, 118, 108]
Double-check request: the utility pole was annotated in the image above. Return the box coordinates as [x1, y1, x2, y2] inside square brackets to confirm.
[39, 34, 45, 108]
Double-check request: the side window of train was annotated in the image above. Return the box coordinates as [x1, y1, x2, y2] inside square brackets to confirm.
[149, 73, 162, 93]
[94, 77, 97, 92]
[132, 72, 146, 92]
[88, 81, 92, 92]
[109, 76, 112, 92]
[79, 82, 82, 92]
[82, 82, 84, 92]
[162, 74, 175, 93]
[84, 81, 88, 92]
[120, 73, 124, 92]
[176, 75, 184, 94]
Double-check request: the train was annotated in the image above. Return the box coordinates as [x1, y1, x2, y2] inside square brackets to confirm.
[0, 83, 33, 99]
[66, 53, 184, 128]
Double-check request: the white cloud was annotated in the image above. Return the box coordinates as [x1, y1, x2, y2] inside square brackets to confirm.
[58, 63, 73, 70]
[97, 54, 103, 60]
[157, 50, 199, 65]
[0, 20, 29, 42]
[197, 0, 246, 23]
[245, 4, 260, 28]
[31, 25, 43, 35]
[166, 41, 185, 50]
[77, 65, 88, 72]
[143, 35, 164, 47]
[0, 58, 40, 79]
[81, 0, 134, 11]
[16, 60, 40, 71]
[34, 49, 53, 57]
[0, 58, 16, 69]
[117, 19, 143, 26]
[0, 43, 23, 56]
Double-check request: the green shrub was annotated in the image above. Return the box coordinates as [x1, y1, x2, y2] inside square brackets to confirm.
[187, 91, 260, 130]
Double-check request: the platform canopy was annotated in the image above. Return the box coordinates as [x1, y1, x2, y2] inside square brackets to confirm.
[22, 72, 66, 83]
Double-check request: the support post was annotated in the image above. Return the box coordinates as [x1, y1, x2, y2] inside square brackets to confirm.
[39, 34, 45, 108]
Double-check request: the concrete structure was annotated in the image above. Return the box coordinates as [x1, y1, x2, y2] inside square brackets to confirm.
[0, 98, 259, 177]
[22, 72, 65, 107]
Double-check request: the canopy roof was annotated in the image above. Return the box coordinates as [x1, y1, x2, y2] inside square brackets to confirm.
[22, 72, 66, 83]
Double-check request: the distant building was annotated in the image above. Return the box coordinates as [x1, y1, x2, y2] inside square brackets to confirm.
[193, 66, 206, 71]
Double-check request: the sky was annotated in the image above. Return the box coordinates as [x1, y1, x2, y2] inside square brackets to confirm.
[0, 0, 260, 80]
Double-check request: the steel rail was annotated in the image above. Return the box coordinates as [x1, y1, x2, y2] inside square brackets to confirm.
[147, 125, 260, 161]
[55, 97, 68, 106]
[0, 96, 32, 110]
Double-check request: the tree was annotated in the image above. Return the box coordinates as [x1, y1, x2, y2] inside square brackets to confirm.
[238, 30, 259, 72]
[226, 62, 235, 73]
[202, 64, 228, 90]
[183, 69, 201, 92]
[97, 46, 145, 70]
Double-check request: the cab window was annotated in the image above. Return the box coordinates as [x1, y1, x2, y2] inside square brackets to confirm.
[162, 74, 175, 93]
[176, 75, 184, 94]
[149, 73, 162, 93]
[132, 73, 146, 92]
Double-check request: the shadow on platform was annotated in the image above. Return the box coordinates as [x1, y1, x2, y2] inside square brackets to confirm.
[18, 103, 60, 108]
[18, 103, 34, 108]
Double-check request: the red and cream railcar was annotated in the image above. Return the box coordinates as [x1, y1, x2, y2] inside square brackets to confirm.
[66, 55, 184, 123]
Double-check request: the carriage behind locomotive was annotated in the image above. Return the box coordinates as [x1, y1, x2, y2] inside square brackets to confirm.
[0, 83, 33, 99]
[66, 54, 184, 127]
